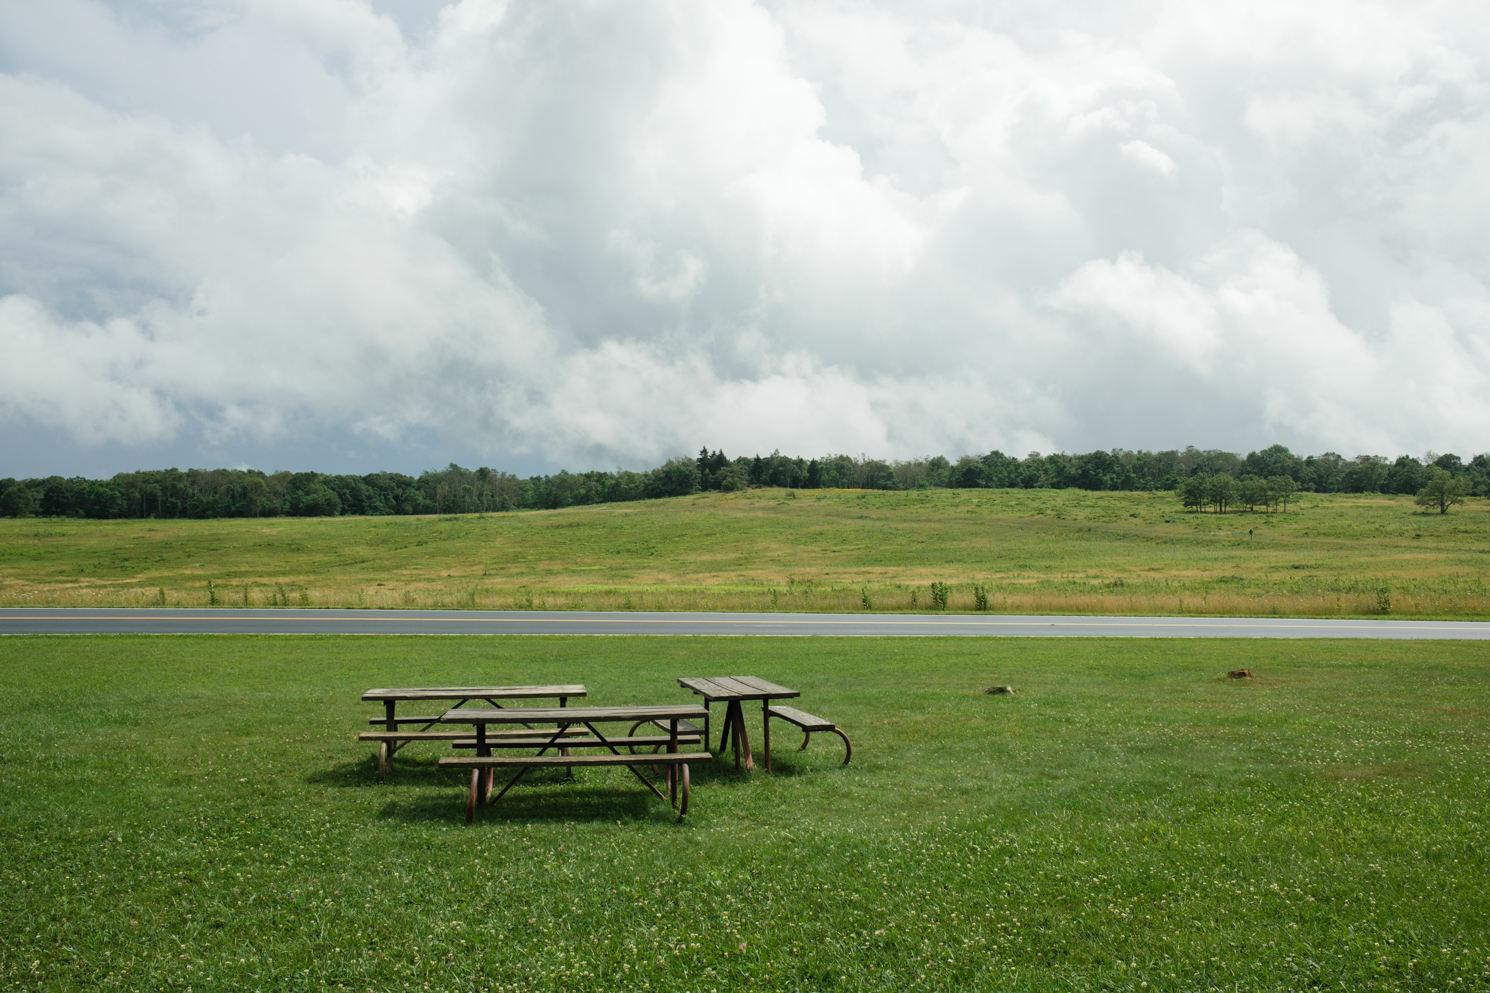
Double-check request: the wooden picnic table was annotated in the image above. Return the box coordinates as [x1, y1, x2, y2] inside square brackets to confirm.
[359, 685, 586, 777]
[362, 684, 587, 730]
[676, 676, 799, 772]
[439, 703, 711, 820]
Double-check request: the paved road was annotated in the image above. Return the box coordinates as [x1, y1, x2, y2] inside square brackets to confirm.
[1, 608, 1487, 638]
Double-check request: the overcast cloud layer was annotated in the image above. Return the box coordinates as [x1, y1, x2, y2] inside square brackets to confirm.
[3, 0, 1490, 475]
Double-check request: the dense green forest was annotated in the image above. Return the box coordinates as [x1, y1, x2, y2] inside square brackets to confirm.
[1, 444, 1486, 519]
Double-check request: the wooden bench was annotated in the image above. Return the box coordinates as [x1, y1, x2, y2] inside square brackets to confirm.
[359, 726, 589, 779]
[626, 717, 704, 749]
[630, 717, 704, 735]
[450, 732, 701, 751]
[766, 705, 852, 766]
[440, 752, 711, 821]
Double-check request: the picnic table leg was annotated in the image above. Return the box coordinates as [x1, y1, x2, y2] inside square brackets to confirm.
[761, 698, 772, 773]
[380, 700, 397, 778]
[477, 723, 493, 802]
[832, 727, 853, 766]
[736, 702, 754, 772]
[493, 766, 534, 803]
[668, 718, 679, 806]
[715, 703, 733, 757]
[725, 701, 740, 770]
[560, 695, 573, 780]
[466, 769, 480, 824]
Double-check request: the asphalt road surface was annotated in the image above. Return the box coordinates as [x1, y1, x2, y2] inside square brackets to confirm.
[1, 608, 1487, 638]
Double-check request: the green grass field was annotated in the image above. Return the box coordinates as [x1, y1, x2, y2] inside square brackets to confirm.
[2, 488, 1489, 618]
[2, 635, 1487, 992]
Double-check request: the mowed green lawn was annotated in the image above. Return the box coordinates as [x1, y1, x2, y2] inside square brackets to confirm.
[1, 635, 1487, 992]
[2, 488, 1489, 616]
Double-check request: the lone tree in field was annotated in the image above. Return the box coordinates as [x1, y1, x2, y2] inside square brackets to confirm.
[1415, 467, 1470, 514]
[1205, 472, 1237, 513]
[1267, 474, 1298, 512]
[1239, 474, 1269, 511]
[1179, 473, 1208, 511]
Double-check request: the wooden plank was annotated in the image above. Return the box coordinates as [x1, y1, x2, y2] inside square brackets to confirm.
[451, 734, 702, 749]
[766, 705, 836, 731]
[678, 676, 798, 700]
[363, 724, 590, 730]
[644, 718, 704, 735]
[440, 752, 711, 768]
[708, 676, 771, 698]
[440, 704, 708, 724]
[732, 675, 799, 697]
[358, 731, 475, 742]
[362, 685, 587, 702]
[761, 697, 772, 773]
[676, 677, 743, 700]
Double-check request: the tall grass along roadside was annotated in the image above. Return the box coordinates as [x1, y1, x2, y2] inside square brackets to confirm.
[1, 634, 1487, 991]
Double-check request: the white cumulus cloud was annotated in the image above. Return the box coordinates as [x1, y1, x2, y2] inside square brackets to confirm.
[2, 0, 1490, 474]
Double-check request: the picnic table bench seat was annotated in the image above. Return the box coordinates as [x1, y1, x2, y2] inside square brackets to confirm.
[440, 751, 712, 821]
[359, 726, 590, 779]
[362, 727, 589, 741]
[630, 717, 704, 733]
[766, 705, 852, 765]
[450, 732, 701, 751]
[359, 731, 474, 742]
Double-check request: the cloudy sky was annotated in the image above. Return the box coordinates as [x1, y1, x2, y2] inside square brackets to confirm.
[3, 0, 1489, 477]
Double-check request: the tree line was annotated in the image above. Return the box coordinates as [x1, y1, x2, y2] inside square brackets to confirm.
[1, 444, 1486, 519]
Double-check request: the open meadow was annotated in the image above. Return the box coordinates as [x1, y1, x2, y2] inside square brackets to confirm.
[1, 634, 1487, 992]
[2, 488, 1489, 618]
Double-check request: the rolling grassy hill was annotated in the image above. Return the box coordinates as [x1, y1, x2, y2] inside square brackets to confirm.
[1, 487, 1487, 617]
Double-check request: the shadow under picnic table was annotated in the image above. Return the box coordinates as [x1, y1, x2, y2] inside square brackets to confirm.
[305, 753, 470, 788]
[301, 753, 708, 822]
[313, 735, 824, 823]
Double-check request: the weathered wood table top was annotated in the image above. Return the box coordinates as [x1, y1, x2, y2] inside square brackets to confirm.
[676, 676, 798, 702]
[439, 703, 708, 726]
[362, 685, 586, 703]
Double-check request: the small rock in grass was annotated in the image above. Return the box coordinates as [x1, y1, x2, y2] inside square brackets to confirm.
[1227, 669, 1253, 679]
[984, 685, 1016, 695]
